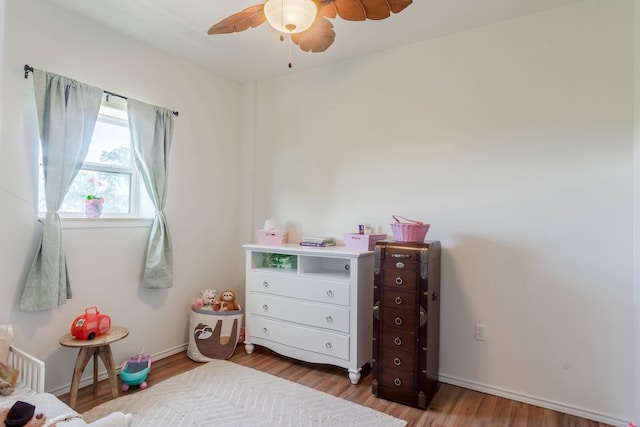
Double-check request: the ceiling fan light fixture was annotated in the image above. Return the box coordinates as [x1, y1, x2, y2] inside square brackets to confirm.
[263, 0, 318, 34]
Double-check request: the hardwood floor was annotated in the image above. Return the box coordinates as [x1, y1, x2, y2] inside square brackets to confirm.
[59, 346, 613, 427]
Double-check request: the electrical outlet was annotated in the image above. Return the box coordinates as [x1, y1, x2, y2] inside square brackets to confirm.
[475, 323, 487, 341]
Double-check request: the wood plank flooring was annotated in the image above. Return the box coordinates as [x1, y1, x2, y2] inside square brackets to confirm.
[59, 345, 613, 427]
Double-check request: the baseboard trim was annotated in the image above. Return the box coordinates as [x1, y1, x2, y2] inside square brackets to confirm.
[50, 343, 189, 397]
[438, 373, 628, 427]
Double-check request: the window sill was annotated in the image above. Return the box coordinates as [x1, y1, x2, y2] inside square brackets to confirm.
[38, 217, 154, 229]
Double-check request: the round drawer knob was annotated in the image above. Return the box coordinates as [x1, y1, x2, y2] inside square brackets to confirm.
[262, 281, 269, 288]
[394, 296, 403, 305]
[262, 304, 269, 311]
[326, 342, 333, 350]
[326, 290, 334, 297]
[394, 317, 403, 326]
[394, 378, 402, 386]
[262, 328, 268, 335]
[394, 337, 402, 345]
[395, 262, 405, 269]
[394, 357, 402, 366]
[395, 277, 403, 285]
[326, 316, 333, 324]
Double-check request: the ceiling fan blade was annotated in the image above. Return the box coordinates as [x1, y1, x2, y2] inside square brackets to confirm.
[207, 5, 266, 34]
[292, 16, 335, 53]
[318, 0, 338, 19]
[387, 0, 413, 14]
[331, 0, 412, 21]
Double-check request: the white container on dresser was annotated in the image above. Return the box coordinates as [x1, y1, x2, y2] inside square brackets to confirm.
[243, 243, 375, 384]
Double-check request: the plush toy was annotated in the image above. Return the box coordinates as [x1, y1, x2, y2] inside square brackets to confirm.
[200, 289, 218, 310]
[191, 297, 203, 310]
[0, 365, 19, 396]
[0, 325, 18, 396]
[214, 290, 241, 312]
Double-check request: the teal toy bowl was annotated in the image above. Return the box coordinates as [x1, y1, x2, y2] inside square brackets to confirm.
[120, 365, 150, 386]
[119, 354, 151, 391]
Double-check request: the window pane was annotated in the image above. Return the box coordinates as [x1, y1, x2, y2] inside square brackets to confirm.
[61, 170, 132, 214]
[86, 119, 131, 167]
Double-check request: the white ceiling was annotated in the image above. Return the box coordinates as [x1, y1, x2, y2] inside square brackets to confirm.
[51, 0, 584, 83]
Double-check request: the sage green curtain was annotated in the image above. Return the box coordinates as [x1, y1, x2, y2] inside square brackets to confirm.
[20, 69, 103, 311]
[127, 99, 174, 289]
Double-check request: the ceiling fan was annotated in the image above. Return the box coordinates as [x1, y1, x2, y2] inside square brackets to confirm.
[207, 0, 413, 55]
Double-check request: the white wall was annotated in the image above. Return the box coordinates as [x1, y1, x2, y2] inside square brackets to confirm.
[0, 0, 4, 153]
[633, 0, 640, 423]
[0, 0, 247, 393]
[1, 0, 636, 424]
[248, 0, 635, 424]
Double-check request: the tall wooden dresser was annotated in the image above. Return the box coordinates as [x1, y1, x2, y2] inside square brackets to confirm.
[372, 241, 441, 409]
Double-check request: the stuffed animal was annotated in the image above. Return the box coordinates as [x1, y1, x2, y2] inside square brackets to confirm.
[200, 289, 217, 310]
[214, 290, 241, 311]
[0, 325, 18, 396]
[0, 365, 19, 396]
[191, 297, 203, 310]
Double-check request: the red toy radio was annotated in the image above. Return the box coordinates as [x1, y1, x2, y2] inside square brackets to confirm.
[71, 306, 111, 340]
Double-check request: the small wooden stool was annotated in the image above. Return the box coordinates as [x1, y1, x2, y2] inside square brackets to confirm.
[59, 326, 129, 409]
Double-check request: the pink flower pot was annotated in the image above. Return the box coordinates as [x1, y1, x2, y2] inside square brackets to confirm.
[85, 198, 104, 218]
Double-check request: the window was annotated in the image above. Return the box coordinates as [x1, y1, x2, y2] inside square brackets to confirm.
[38, 96, 153, 219]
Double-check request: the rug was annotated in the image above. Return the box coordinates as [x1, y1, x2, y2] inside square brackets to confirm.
[83, 360, 407, 427]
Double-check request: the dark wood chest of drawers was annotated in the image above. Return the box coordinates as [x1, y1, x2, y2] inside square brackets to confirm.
[372, 241, 441, 409]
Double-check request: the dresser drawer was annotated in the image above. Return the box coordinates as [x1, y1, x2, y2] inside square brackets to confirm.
[379, 368, 416, 393]
[380, 270, 417, 290]
[247, 293, 350, 333]
[249, 271, 350, 307]
[380, 328, 416, 352]
[381, 307, 420, 331]
[382, 259, 419, 274]
[248, 316, 349, 360]
[382, 288, 417, 310]
[379, 349, 415, 373]
[380, 244, 422, 262]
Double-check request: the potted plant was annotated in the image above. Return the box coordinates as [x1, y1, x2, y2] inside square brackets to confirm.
[84, 176, 106, 218]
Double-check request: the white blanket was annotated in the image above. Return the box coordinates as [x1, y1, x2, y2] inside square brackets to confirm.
[1, 392, 132, 427]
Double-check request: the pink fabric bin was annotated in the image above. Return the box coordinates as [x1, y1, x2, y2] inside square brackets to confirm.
[255, 230, 288, 245]
[343, 233, 387, 251]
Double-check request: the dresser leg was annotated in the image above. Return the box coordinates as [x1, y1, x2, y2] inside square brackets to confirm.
[348, 369, 361, 385]
[244, 342, 254, 354]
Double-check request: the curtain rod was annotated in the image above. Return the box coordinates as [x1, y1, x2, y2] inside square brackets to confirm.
[23, 65, 179, 117]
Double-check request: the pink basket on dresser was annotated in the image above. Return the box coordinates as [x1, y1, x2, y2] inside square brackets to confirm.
[390, 215, 430, 242]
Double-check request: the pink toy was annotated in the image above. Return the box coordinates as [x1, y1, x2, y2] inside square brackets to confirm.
[191, 297, 203, 310]
[119, 352, 151, 391]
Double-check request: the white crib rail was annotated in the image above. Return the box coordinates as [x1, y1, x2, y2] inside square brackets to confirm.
[8, 346, 45, 393]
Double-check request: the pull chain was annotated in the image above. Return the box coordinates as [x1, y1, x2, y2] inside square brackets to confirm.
[277, 0, 294, 69]
[288, 33, 292, 68]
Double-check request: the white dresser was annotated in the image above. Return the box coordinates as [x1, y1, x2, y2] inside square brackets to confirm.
[243, 243, 375, 384]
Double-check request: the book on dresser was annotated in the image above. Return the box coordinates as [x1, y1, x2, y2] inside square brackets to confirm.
[299, 241, 337, 247]
[242, 242, 374, 384]
[300, 236, 336, 246]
